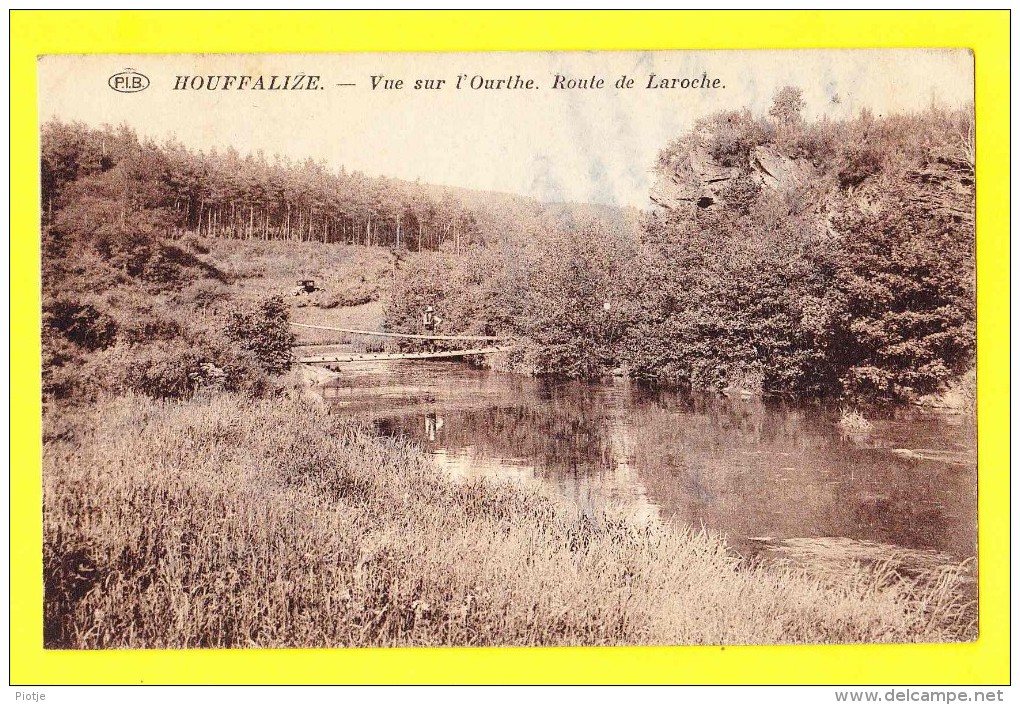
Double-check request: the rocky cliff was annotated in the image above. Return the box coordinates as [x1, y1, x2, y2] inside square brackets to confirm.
[650, 143, 817, 211]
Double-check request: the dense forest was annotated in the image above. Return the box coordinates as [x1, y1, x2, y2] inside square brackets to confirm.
[42, 118, 635, 251]
[388, 89, 976, 401]
[42, 120, 498, 251]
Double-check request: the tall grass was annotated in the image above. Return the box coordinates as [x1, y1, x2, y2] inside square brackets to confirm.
[839, 407, 873, 433]
[43, 392, 974, 648]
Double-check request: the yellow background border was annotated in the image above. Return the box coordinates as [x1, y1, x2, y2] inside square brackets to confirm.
[10, 10, 1010, 685]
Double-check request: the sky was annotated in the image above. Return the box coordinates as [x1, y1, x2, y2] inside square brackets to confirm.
[39, 49, 973, 208]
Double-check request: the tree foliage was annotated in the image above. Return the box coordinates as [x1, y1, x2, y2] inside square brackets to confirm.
[41, 120, 487, 251]
[225, 296, 296, 375]
[769, 86, 807, 125]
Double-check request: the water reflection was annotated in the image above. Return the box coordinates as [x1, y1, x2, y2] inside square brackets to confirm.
[322, 361, 976, 560]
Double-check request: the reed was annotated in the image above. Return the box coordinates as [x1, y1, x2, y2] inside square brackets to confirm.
[839, 407, 874, 433]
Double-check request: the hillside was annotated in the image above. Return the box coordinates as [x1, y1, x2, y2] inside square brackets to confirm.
[41, 212, 394, 402]
[41, 119, 637, 256]
[385, 92, 976, 401]
[39, 120, 636, 402]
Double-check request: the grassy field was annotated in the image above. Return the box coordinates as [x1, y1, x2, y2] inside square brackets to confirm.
[201, 237, 395, 306]
[43, 389, 975, 649]
[195, 237, 396, 352]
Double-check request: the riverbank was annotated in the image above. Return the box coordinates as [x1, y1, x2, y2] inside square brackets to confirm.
[43, 388, 975, 648]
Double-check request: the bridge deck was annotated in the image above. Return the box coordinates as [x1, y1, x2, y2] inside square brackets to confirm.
[298, 346, 510, 363]
[292, 322, 501, 341]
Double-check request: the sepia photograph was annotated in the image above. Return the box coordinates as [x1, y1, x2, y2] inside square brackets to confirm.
[38, 49, 977, 650]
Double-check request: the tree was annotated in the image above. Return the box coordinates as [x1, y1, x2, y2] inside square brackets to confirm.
[769, 86, 806, 125]
[825, 189, 975, 398]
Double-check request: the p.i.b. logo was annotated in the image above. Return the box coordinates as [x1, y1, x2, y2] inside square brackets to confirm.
[108, 68, 150, 93]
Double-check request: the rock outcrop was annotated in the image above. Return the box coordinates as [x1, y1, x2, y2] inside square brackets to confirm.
[905, 158, 975, 226]
[749, 145, 815, 191]
[650, 143, 817, 211]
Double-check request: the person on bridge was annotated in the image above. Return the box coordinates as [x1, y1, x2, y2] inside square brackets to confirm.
[422, 305, 444, 352]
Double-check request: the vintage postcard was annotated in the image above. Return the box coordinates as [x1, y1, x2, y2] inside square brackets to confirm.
[37, 47, 978, 653]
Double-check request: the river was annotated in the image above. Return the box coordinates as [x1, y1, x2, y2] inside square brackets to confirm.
[320, 360, 977, 566]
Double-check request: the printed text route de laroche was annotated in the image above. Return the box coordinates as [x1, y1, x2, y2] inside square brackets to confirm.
[370, 73, 725, 90]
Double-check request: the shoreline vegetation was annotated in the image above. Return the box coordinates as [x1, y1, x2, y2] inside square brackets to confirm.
[40, 87, 977, 648]
[44, 390, 976, 648]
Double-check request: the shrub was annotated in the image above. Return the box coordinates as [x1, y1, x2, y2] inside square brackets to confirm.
[224, 296, 296, 375]
[121, 342, 204, 399]
[177, 279, 232, 312]
[315, 281, 378, 309]
[42, 393, 976, 648]
[43, 297, 117, 351]
[837, 145, 883, 189]
[769, 86, 806, 125]
[704, 110, 773, 167]
[41, 333, 87, 400]
[92, 226, 160, 278]
[180, 234, 211, 254]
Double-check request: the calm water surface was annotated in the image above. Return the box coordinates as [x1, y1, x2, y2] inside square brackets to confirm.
[321, 361, 976, 561]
